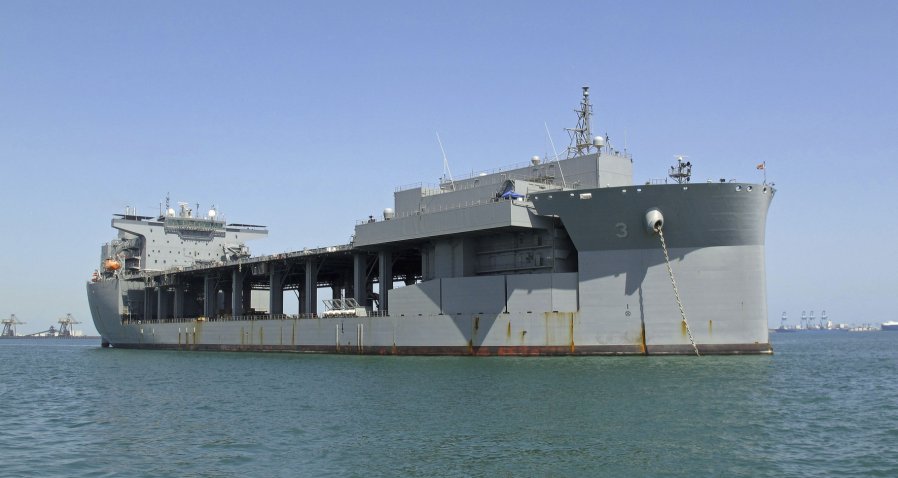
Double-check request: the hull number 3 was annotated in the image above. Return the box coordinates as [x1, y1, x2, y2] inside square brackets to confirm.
[615, 222, 628, 238]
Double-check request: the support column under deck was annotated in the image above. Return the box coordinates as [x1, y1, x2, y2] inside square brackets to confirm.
[156, 287, 168, 322]
[353, 253, 367, 304]
[270, 267, 284, 316]
[144, 287, 155, 322]
[173, 284, 185, 319]
[203, 275, 216, 318]
[378, 250, 392, 313]
[222, 289, 231, 316]
[304, 260, 318, 316]
[232, 269, 245, 317]
[243, 281, 252, 314]
[157, 287, 169, 322]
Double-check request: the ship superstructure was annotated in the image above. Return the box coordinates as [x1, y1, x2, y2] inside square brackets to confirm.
[98, 201, 266, 275]
[87, 87, 775, 355]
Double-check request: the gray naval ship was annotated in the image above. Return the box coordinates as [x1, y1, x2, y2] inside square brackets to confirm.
[87, 87, 775, 355]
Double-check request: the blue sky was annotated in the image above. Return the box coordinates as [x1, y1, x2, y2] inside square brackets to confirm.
[2, 1, 896, 334]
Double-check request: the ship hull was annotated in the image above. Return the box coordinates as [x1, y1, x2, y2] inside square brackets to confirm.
[87, 182, 774, 355]
[86, 247, 772, 355]
[86, 298, 770, 355]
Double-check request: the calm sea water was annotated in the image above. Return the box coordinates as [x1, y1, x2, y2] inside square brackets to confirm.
[1, 332, 897, 477]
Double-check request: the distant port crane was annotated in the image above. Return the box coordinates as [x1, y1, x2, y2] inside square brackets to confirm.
[2, 314, 24, 337]
[1, 314, 84, 338]
[57, 314, 81, 337]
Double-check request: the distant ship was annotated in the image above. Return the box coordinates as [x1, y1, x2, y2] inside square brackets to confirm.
[87, 87, 775, 355]
[882, 321, 898, 331]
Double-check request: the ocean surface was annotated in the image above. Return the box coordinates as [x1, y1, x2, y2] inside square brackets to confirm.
[1, 332, 897, 477]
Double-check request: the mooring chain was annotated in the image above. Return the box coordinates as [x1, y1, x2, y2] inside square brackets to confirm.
[656, 225, 701, 356]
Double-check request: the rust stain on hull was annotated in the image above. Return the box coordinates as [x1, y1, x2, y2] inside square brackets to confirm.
[194, 320, 203, 345]
[639, 323, 647, 355]
[569, 314, 575, 353]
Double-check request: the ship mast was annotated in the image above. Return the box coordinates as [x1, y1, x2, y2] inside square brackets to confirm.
[566, 86, 602, 158]
[668, 156, 692, 184]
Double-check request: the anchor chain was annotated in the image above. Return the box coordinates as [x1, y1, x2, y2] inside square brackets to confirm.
[656, 225, 700, 356]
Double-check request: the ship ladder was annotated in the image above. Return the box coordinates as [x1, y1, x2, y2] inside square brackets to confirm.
[656, 225, 700, 357]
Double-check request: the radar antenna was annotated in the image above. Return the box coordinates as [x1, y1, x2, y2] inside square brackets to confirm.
[668, 155, 692, 184]
[565, 86, 600, 158]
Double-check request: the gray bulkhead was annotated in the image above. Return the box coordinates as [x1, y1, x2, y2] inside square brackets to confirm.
[96, 212, 267, 323]
[353, 151, 634, 319]
[109, 218, 266, 273]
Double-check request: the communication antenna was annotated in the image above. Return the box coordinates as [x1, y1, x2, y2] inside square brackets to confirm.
[159, 192, 171, 218]
[544, 122, 567, 188]
[436, 132, 454, 190]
